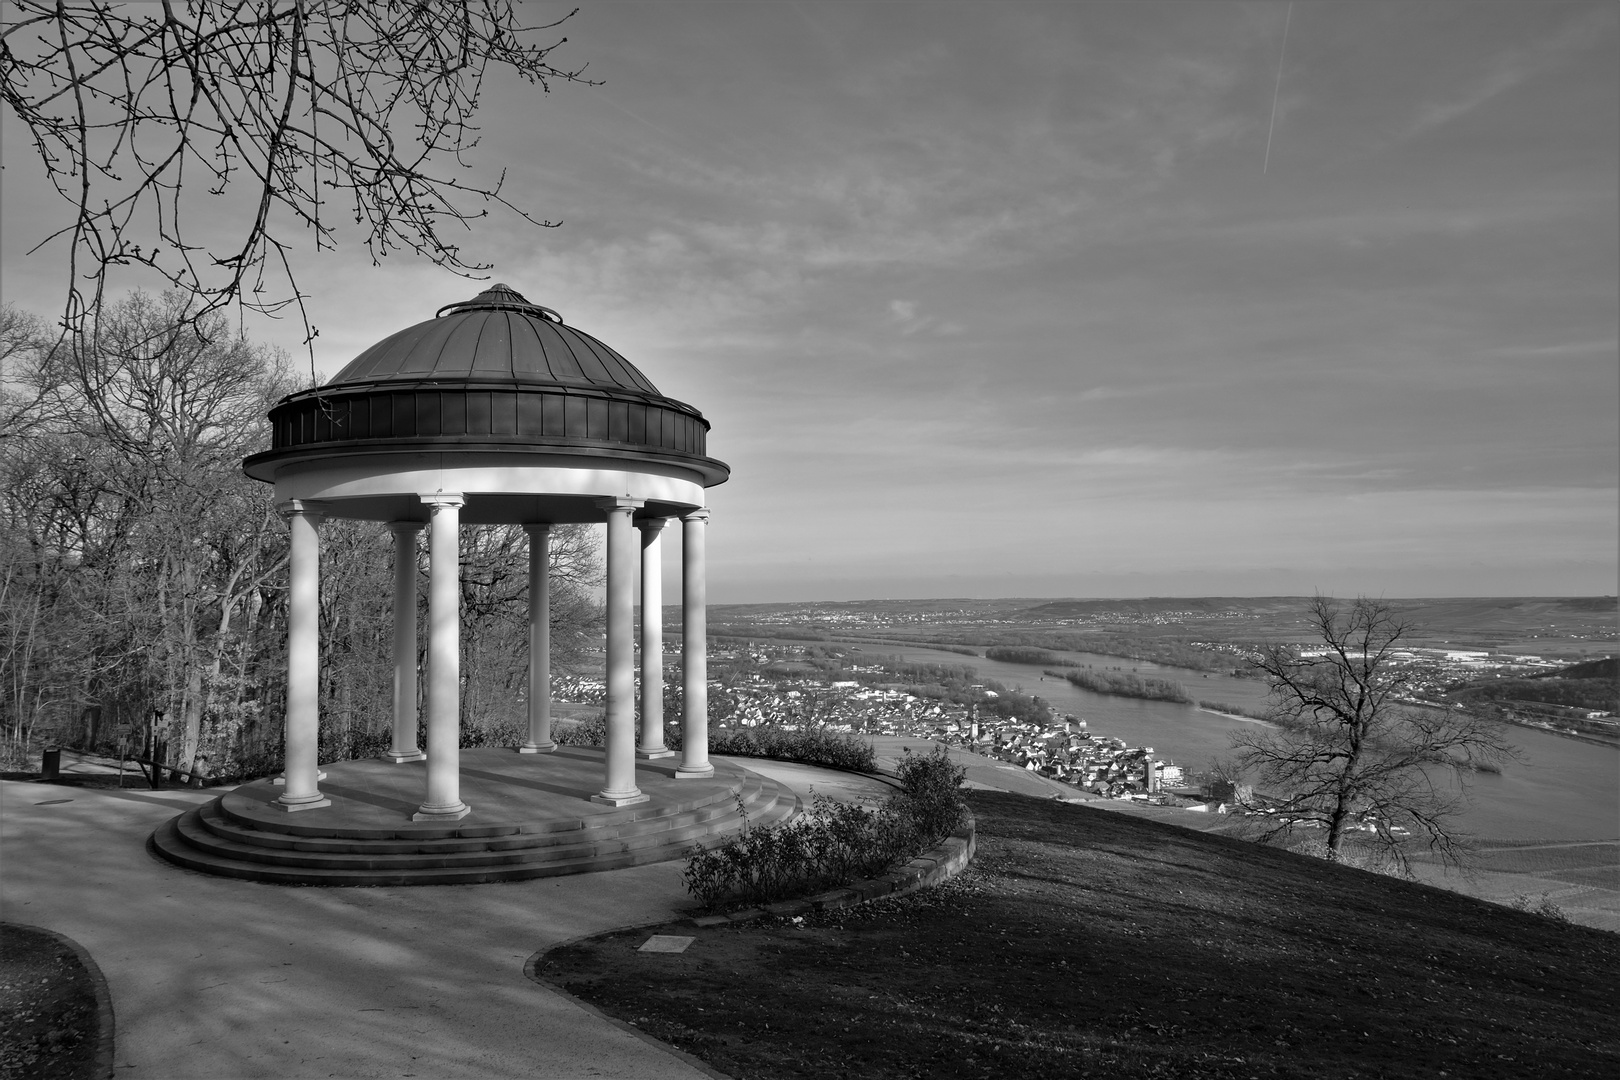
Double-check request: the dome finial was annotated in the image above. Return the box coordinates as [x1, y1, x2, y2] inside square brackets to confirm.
[436, 283, 562, 323]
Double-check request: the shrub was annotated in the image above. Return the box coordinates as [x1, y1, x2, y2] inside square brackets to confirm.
[553, 715, 608, 746]
[1509, 893, 1573, 924]
[890, 744, 969, 844]
[708, 724, 877, 772]
[682, 793, 923, 909]
[458, 714, 528, 749]
[682, 742, 967, 910]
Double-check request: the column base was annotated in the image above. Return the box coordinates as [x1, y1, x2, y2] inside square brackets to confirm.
[273, 793, 331, 812]
[383, 750, 426, 763]
[272, 771, 327, 785]
[636, 747, 676, 760]
[675, 764, 715, 780]
[591, 790, 650, 807]
[411, 802, 471, 822]
[517, 742, 557, 754]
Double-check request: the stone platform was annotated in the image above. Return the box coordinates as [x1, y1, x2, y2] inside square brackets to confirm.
[150, 745, 798, 886]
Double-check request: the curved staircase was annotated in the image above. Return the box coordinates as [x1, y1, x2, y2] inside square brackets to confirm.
[150, 747, 797, 886]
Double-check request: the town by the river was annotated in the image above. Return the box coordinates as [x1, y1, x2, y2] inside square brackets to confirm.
[768, 639, 1620, 844]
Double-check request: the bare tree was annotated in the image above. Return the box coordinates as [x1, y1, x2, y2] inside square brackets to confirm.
[16, 291, 294, 771]
[2, 1, 592, 346]
[3, 295, 607, 777]
[1231, 595, 1514, 868]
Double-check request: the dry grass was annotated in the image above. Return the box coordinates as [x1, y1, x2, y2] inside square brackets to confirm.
[542, 790, 1618, 1080]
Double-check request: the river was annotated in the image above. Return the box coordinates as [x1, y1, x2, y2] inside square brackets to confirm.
[835, 640, 1619, 844]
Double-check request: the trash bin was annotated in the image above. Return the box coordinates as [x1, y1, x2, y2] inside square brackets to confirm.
[42, 748, 61, 781]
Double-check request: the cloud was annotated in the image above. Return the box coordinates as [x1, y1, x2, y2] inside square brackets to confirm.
[885, 299, 963, 338]
[1406, 9, 1615, 136]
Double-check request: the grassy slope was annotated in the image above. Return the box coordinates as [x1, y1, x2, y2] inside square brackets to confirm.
[544, 790, 1618, 1080]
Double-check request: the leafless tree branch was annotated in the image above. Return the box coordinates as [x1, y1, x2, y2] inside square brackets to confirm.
[2, 1, 594, 352]
[1230, 595, 1516, 870]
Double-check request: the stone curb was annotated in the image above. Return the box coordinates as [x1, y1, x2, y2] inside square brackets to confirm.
[687, 807, 977, 927]
[5, 922, 117, 1080]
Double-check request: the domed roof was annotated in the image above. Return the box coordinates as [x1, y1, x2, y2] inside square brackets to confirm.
[325, 283, 663, 398]
[244, 283, 728, 488]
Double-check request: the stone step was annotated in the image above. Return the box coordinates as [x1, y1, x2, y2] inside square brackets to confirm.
[149, 771, 801, 886]
[170, 785, 794, 872]
[212, 770, 754, 840]
[196, 775, 777, 855]
[151, 817, 725, 886]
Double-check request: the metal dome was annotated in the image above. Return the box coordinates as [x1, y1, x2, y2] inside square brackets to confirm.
[325, 283, 665, 397]
[244, 285, 729, 487]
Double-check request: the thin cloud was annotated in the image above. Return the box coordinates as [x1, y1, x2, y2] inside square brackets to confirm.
[1406, 10, 1614, 136]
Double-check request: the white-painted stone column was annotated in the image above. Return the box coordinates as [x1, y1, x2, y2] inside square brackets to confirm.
[415, 493, 469, 821]
[676, 508, 713, 779]
[518, 523, 556, 753]
[385, 521, 426, 763]
[276, 501, 331, 811]
[596, 497, 648, 805]
[637, 518, 674, 759]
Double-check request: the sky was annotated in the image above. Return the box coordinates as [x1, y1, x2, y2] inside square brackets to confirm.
[3, 2, 1617, 603]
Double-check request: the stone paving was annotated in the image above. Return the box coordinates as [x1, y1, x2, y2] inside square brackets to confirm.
[1, 751, 896, 1079]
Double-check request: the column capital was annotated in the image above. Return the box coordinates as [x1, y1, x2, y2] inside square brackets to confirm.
[637, 516, 669, 536]
[522, 521, 554, 538]
[681, 507, 711, 523]
[596, 496, 645, 515]
[420, 492, 465, 510]
[386, 519, 425, 537]
[277, 499, 326, 524]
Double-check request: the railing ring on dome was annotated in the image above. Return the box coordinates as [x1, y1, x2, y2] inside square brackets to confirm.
[435, 285, 563, 323]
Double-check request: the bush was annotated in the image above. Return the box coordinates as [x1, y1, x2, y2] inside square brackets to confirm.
[458, 714, 529, 749]
[1509, 893, 1573, 924]
[683, 793, 923, 909]
[890, 744, 969, 844]
[708, 725, 878, 772]
[682, 743, 967, 910]
[553, 715, 608, 746]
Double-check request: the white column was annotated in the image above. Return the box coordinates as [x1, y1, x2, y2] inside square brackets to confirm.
[385, 521, 426, 763]
[519, 523, 556, 753]
[275, 501, 330, 811]
[637, 518, 673, 759]
[595, 497, 648, 805]
[676, 508, 713, 779]
[414, 493, 469, 821]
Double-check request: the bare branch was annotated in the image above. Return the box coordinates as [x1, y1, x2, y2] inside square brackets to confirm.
[1231, 594, 1517, 870]
[2, 1, 595, 350]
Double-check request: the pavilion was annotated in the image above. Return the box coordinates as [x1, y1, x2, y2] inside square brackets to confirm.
[150, 285, 797, 884]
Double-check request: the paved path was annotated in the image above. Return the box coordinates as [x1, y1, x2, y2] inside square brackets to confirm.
[2, 753, 894, 1079]
[2, 758, 881, 1080]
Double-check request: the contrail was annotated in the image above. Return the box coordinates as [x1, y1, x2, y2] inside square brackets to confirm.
[1263, 2, 1293, 174]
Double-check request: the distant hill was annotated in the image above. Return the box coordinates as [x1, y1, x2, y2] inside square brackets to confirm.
[1542, 657, 1619, 680]
[708, 596, 1616, 660]
[1020, 597, 1309, 618]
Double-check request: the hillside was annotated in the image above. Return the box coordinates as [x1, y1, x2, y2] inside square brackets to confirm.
[543, 789, 1617, 1080]
[705, 596, 1617, 660]
[1544, 657, 1618, 680]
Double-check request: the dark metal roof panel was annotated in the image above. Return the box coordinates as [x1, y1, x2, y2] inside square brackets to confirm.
[563, 331, 613, 385]
[469, 312, 514, 375]
[533, 319, 584, 381]
[324, 285, 665, 397]
[508, 315, 552, 381]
